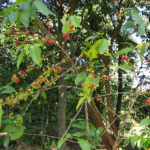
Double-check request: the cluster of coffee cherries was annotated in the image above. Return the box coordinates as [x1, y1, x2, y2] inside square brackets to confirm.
[11, 66, 35, 84]
[29, 65, 62, 91]
[102, 75, 110, 80]
[146, 98, 150, 104]
[120, 56, 129, 63]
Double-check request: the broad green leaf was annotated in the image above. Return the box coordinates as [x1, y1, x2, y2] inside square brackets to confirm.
[77, 138, 91, 150]
[1, 86, 16, 94]
[140, 118, 150, 126]
[73, 132, 86, 137]
[20, 15, 29, 26]
[4, 137, 10, 147]
[118, 64, 132, 72]
[76, 95, 87, 110]
[62, 21, 71, 33]
[140, 44, 146, 56]
[115, 47, 134, 56]
[10, 131, 23, 140]
[34, 93, 40, 100]
[121, 21, 134, 30]
[29, 45, 41, 65]
[82, 50, 91, 60]
[91, 48, 98, 59]
[92, 77, 99, 86]
[87, 96, 91, 103]
[30, 5, 37, 19]
[70, 15, 81, 27]
[131, 7, 140, 24]
[16, 44, 25, 53]
[83, 78, 92, 95]
[18, 125, 26, 132]
[72, 123, 86, 129]
[1, 17, 8, 28]
[89, 39, 101, 54]
[8, 12, 18, 24]
[138, 23, 145, 35]
[96, 127, 103, 136]
[124, 138, 130, 147]
[58, 134, 71, 149]
[22, 9, 30, 20]
[41, 91, 47, 99]
[0, 105, 3, 128]
[2, 119, 14, 125]
[12, 0, 28, 7]
[85, 35, 97, 42]
[140, 137, 145, 147]
[4, 125, 17, 132]
[131, 135, 139, 147]
[34, 0, 54, 16]
[17, 50, 26, 68]
[64, 74, 74, 80]
[98, 38, 109, 54]
[61, 15, 68, 24]
[75, 72, 87, 86]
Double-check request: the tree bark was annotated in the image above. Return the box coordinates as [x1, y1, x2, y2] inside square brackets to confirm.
[58, 62, 67, 150]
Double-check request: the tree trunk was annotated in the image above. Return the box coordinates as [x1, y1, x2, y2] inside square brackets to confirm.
[89, 99, 115, 150]
[58, 55, 67, 150]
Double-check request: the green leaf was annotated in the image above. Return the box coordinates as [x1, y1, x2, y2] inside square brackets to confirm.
[124, 138, 130, 147]
[20, 15, 29, 26]
[61, 15, 68, 24]
[87, 96, 91, 103]
[29, 45, 41, 65]
[96, 127, 103, 136]
[10, 131, 23, 140]
[8, 12, 18, 24]
[22, 8, 30, 20]
[73, 132, 86, 137]
[2, 119, 14, 125]
[98, 38, 109, 54]
[62, 21, 71, 33]
[121, 21, 134, 30]
[140, 137, 145, 147]
[30, 6, 37, 19]
[140, 44, 146, 56]
[138, 23, 145, 35]
[91, 48, 98, 59]
[131, 7, 140, 24]
[1, 17, 8, 28]
[76, 95, 86, 110]
[0, 105, 3, 128]
[131, 135, 139, 147]
[41, 91, 47, 99]
[34, 0, 54, 16]
[1, 86, 16, 94]
[89, 39, 101, 54]
[12, 0, 28, 7]
[116, 47, 134, 56]
[77, 138, 91, 150]
[58, 134, 71, 149]
[92, 77, 99, 86]
[16, 44, 25, 53]
[18, 125, 26, 132]
[118, 64, 132, 72]
[140, 118, 150, 126]
[34, 93, 39, 100]
[82, 50, 91, 60]
[4, 137, 10, 147]
[4, 125, 17, 132]
[70, 15, 81, 27]
[17, 50, 26, 68]
[75, 72, 87, 86]
[85, 35, 97, 42]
